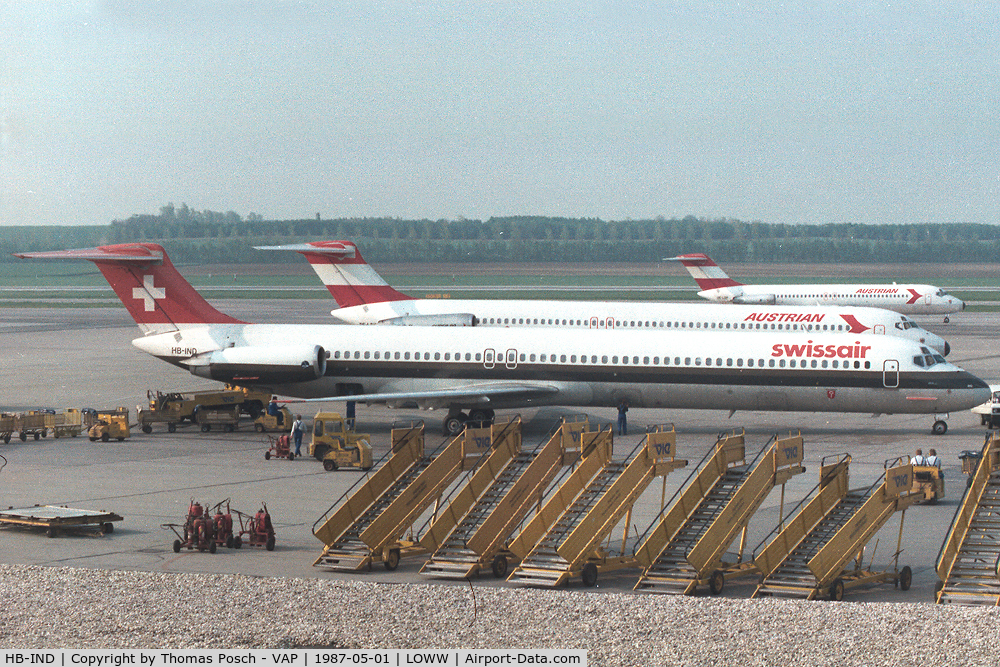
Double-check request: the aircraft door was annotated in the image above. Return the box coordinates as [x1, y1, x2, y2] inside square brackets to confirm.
[874, 325, 885, 335]
[925, 293, 932, 305]
[505, 349, 518, 369]
[883, 360, 899, 388]
[484, 348, 496, 369]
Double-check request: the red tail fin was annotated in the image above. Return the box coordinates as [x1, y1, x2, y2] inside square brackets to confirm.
[15, 243, 244, 334]
[665, 253, 743, 290]
[256, 240, 413, 308]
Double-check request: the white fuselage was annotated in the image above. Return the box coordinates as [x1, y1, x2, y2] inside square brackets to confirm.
[327, 299, 949, 355]
[131, 323, 987, 416]
[697, 284, 964, 315]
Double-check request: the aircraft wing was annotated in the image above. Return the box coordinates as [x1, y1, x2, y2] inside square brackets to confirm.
[285, 382, 561, 406]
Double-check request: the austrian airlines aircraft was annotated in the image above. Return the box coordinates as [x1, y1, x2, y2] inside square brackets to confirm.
[668, 253, 965, 321]
[257, 241, 949, 355]
[16, 244, 988, 436]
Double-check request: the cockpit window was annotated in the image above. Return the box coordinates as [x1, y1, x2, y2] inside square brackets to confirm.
[913, 356, 925, 368]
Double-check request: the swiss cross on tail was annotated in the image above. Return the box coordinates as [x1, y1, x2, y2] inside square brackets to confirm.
[14, 243, 244, 335]
[133, 275, 166, 311]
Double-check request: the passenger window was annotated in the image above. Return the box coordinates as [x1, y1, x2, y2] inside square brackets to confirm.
[560, 355, 567, 362]
[520, 353, 526, 362]
[530, 354, 536, 362]
[685, 357, 691, 365]
[444, 353, 450, 361]
[424, 352, 430, 360]
[591, 355, 598, 363]
[612, 356, 619, 363]
[364, 351, 371, 359]
[706, 358, 712, 366]
[434, 352, 440, 360]
[779, 359, 786, 368]
[602, 355, 608, 363]
[769, 359, 775, 367]
[822, 360, 828, 368]
[475, 353, 482, 361]
[643, 356, 649, 364]
[653, 356, 659, 364]
[736, 359, 743, 367]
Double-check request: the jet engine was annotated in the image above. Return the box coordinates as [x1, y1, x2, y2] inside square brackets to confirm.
[186, 345, 327, 384]
[732, 294, 777, 305]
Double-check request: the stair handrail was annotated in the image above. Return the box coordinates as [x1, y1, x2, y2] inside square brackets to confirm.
[935, 432, 996, 580]
[503, 421, 615, 540]
[630, 429, 753, 554]
[750, 452, 851, 560]
[409, 415, 525, 537]
[310, 420, 436, 534]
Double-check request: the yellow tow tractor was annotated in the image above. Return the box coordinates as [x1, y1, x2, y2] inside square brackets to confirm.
[88, 408, 131, 442]
[911, 464, 945, 503]
[309, 412, 373, 471]
[254, 407, 293, 432]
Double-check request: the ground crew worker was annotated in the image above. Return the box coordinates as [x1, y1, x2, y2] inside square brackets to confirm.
[267, 396, 284, 425]
[913, 448, 927, 466]
[926, 449, 942, 470]
[290, 414, 305, 456]
[617, 400, 629, 436]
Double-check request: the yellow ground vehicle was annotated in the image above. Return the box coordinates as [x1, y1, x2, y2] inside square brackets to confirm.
[911, 465, 945, 503]
[309, 412, 373, 471]
[137, 386, 272, 433]
[46, 409, 83, 438]
[254, 407, 293, 432]
[88, 408, 131, 442]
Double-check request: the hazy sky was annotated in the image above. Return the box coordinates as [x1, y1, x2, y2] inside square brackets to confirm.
[2, 1, 997, 227]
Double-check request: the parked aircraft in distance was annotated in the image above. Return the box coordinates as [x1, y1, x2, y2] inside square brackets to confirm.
[16, 244, 987, 436]
[667, 253, 965, 322]
[257, 241, 950, 355]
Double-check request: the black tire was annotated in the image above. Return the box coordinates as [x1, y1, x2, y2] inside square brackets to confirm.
[101, 432, 110, 442]
[384, 549, 401, 571]
[709, 570, 725, 595]
[444, 414, 466, 436]
[266, 535, 276, 552]
[19, 432, 26, 442]
[932, 420, 948, 435]
[491, 554, 509, 579]
[200, 424, 211, 433]
[288, 452, 295, 461]
[224, 424, 234, 433]
[117, 437, 124, 442]
[898, 566, 912, 591]
[324, 459, 337, 471]
[581, 563, 598, 587]
[226, 535, 234, 549]
[829, 578, 845, 602]
[46, 526, 57, 538]
[142, 425, 152, 434]
[173, 539, 181, 553]
[264, 451, 272, 460]
[102, 522, 114, 534]
[255, 423, 265, 433]
[168, 423, 176, 433]
[3, 434, 9, 444]
[34, 432, 40, 441]
[209, 540, 217, 554]
[233, 536, 242, 549]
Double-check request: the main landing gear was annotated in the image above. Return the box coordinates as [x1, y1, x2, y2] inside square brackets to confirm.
[443, 409, 495, 436]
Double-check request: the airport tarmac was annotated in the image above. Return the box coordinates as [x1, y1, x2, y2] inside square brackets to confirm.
[1, 301, 998, 605]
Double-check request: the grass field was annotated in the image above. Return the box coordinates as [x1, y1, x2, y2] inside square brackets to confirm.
[1, 261, 997, 306]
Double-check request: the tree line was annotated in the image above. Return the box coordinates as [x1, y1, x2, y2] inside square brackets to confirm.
[2, 207, 999, 264]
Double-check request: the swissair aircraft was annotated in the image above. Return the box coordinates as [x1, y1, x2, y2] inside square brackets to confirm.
[16, 243, 988, 436]
[668, 253, 965, 322]
[257, 241, 950, 356]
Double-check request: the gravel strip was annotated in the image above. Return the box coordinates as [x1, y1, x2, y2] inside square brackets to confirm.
[1, 564, 998, 665]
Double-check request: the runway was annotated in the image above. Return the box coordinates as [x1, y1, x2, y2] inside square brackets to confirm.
[0, 302, 997, 605]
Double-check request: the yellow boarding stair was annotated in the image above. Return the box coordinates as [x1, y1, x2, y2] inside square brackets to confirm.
[633, 431, 805, 596]
[312, 419, 499, 571]
[935, 432, 1000, 605]
[507, 424, 687, 588]
[752, 454, 919, 601]
[419, 416, 592, 579]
